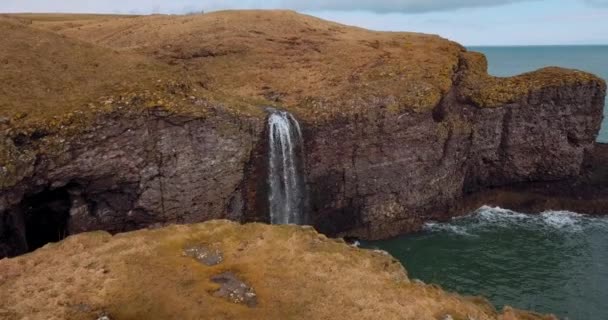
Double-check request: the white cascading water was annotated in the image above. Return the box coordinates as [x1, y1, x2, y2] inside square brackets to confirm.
[267, 110, 308, 225]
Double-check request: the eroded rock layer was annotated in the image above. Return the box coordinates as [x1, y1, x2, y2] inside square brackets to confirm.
[0, 108, 265, 256]
[308, 54, 605, 238]
[0, 11, 606, 255]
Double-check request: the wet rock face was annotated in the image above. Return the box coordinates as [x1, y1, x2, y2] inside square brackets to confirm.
[0, 68, 606, 256]
[1, 83, 606, 256]
[305, 80, 606, 239]
[0, 109, 265, 257]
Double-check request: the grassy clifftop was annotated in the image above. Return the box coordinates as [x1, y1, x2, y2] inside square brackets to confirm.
[457, 51, 605, 108]
[0, 220, 555, 319]
[0, 17, 172, 122]
[1, 10, 604, 127]
[35, 10, 463, 118]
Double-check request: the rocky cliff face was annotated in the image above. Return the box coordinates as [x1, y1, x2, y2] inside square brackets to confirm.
[0, 107, 265, 257]
[0, 12, 606, 257]
[0, 220, 557, 320]
[307, 53, 606, 238]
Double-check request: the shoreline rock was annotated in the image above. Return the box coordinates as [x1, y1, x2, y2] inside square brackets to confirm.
[306, 53, 606, 239]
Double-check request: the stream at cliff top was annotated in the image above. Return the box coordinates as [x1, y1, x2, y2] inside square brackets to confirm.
[362, 206, 608, 320]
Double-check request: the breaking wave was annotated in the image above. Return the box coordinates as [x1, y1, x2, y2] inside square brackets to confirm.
[367, 204, 608, 319]
[423, 222, 475, 236]
[424, 206, 608, 236]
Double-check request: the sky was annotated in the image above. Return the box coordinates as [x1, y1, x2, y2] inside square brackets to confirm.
[1, 0, 608, 45]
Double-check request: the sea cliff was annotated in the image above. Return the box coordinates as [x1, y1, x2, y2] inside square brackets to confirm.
[0, 11, 606, 257]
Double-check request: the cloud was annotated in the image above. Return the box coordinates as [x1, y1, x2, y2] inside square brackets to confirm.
[0, 0, 547, 14]
[279, 0, 536, 13]
[0, 0, 605, 15]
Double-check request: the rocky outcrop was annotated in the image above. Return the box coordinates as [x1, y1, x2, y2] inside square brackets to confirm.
[0, 107, 265, 257]
[0, 11, 606, 256]
[0, 220, 556, 320]
[446, 142, 608, 218]
[307, 53, 606, 239]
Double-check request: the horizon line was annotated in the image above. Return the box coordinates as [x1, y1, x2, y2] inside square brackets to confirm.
[467, 44, 608, 47]
[3, 11, 607, 47]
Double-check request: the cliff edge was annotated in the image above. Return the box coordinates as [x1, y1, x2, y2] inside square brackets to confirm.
[0, 11, 606, 256]
[0, 220, 556, 320]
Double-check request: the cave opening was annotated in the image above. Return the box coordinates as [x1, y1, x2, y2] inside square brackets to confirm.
[22, 187, 72, 252]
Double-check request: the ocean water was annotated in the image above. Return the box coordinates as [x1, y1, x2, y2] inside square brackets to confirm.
[364, 207, 608, 320]
[469, 46, 608, 143]
[359, 46, 608, 320]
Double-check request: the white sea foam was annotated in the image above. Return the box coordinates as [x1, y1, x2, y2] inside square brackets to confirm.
[425, 206, 607, 235]
[475, 206, 531, 223]
[540, 210, 582, 229]
[423, 221, 475, 237]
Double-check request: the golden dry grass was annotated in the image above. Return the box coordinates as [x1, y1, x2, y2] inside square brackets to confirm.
[0, 10, 603, 128]
[35, 10, 464, 118]
[457, 52, 605, 108]
[0, 221, 555, 320]
[0, 17, 171, 122]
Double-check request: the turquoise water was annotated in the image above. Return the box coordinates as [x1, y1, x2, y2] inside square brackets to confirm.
[364, 207, 608, 320]
[470, 46, 608, 143]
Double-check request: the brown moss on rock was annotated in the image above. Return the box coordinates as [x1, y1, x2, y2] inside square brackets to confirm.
[457, 52, 606, 108]
[0, 221, 556, 320]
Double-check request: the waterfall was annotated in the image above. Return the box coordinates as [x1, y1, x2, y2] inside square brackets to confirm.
[267, 109, 308, 225]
